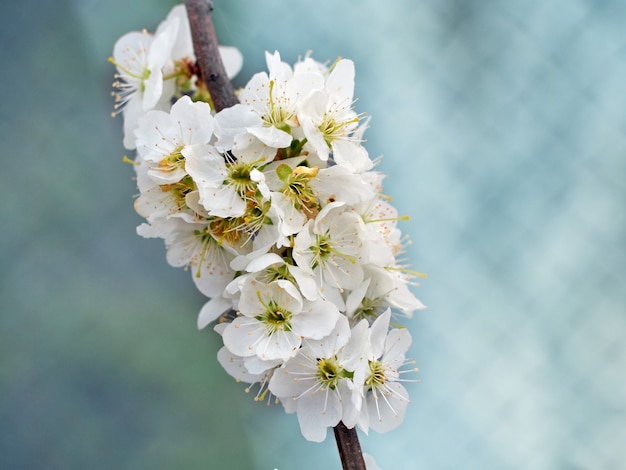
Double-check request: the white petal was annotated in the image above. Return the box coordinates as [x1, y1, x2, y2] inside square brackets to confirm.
[113, 31, 151, 77]
[386, 276, 427, 316]
[369, 309, 392, 359]
[217, 346, 262, 383]
[265, 50, 292, 81]
[159, 5, 194, 60]
[272, 191, 307, 236]
[219, 45, 244, 78]
[269, 357, 317, 398]
[303, 136, 330, 167]
[244, 355, 281, 375]
[247, 125, 292, 148]
[222, 316, 265, 357]
[202, 184, 247, 218]
[332, 139, 373, 173]
[134, 109, 172, 158]
[183, 144, 226, 187]
[191, 241, 235, 298]
[338, 379, 362, 429]
[383, 328, 412, 364]
[256, 330, 301, 361]
[169, 96, 214, 144]
[122, 98, 144, 150]
[298, 89, 327, 124]
[245, 253, 285, 272]
[239, 72, 270, 116]
[366, 383, 409, 434]
[341, 320, 370, 375]
[214, 104, 263, 150]
[306, 315, 351, 360]
[142, 67, 164, 110]
[287, 265, 319, 301]
[345, 279, 371, 317]
[291, 300, 340, 340]
[147, 14, 178, 67]
[296, 390, 342, 442]
[325, 59, 355, 105]
[312, 165, 375, 205]
[238, 279, 266, 316]
[287, 71, 324, 103]
[197, 296, 232, 329]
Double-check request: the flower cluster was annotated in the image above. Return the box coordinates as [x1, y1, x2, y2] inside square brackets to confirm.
[112, 4, 425, 443]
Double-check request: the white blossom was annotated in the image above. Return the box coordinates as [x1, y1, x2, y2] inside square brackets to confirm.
[356, 310, 416, 434]
[269, 316, 368, 442]
[111, 18, 427, 445]
[111, 5, 242, 149]
[222, 278, 340, 361]
[111, 22, 178, 149]
[298, 59, 372, 172]
[135, 95, 214, 185]
[293, 202, 368, 299]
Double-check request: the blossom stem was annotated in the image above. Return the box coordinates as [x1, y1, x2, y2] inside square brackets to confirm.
[333, 422, 366, 470]
[183, 4, 366, 468]
[184, 0, 239, 112]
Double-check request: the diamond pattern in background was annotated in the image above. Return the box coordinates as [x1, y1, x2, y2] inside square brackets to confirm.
[0, 0, 624, 469]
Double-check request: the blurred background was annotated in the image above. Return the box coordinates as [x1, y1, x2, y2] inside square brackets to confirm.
[1, 0, 624, 468]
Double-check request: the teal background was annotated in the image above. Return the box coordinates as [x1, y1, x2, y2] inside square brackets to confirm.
[1, 0, 624, 468]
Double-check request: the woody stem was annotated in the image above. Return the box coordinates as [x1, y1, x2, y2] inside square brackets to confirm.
[183, 3, 366, 469]
[184, 0, 239, 112]
[334, 421, 366, 470]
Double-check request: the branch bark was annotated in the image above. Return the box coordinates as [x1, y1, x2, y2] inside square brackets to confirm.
[334, 422, 367, 470]
[184, 0, 239, 112]
[183, 3, 366, 468]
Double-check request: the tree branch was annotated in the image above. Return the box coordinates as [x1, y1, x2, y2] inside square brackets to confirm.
[334, 422, 366, 470]
[184, 0, 239, 112]
[183, 3, 366, 468]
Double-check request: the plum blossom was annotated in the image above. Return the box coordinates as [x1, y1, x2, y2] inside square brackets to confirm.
[134, 95, 214, 185]
[298, 59, 373, 172]
[222, 278, 340, 361]
[111, 4, 243, 149]
[356, 310, 417, 434]
[112, 8, 426, 444]
[293, 202, 368, 300]
[269, 316, 369, 442]
[111, 21, 179, 149]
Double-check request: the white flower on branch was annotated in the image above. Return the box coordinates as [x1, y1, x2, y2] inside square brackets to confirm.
[111, 4, 242, 149]
[356, 310, 417, 434]
[298, 59, 373, 172]
[269, 316, 369, 442]
[111, 7, 426, 447]
[222, 278, 340, 361]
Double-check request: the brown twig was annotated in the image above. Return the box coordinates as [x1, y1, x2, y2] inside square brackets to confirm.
[183, 3, 367, 468]
[334, 422, 367, 470]
[184, 0, 239, 112]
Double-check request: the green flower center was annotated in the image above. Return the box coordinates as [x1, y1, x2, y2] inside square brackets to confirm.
[160, 174, 195, 209]
[316, 357, 342, 390]
[226, 161, 256, 195]
[311, 232, 333, 269]
[277, 165, 319, 213]
[257, 298, 292, 335]
[192, 227, 220, 278]
[264, 80, 295, 132]
[352, 296, 384, 323]
[365, 360, 386, 390]
[319, 114, 359, 146]
[158, 145, 185, 174]
[262, 263, 296, 284]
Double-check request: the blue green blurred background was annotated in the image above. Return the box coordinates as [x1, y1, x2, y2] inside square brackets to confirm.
[1, 0, 624, 468]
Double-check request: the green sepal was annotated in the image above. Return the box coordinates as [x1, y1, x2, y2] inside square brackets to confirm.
[276, 163, 292, 183]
